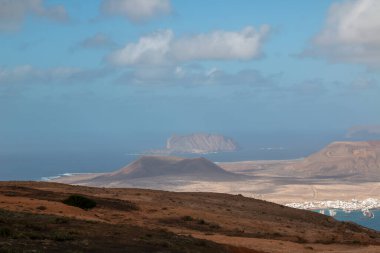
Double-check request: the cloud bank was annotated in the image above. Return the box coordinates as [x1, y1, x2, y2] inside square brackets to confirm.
[303, 0, 380, 68]
[77, 33, 117, 50]
[0, 65, 109, 85]
[118, 66, 275, 87]
[107, 26, 271, 66]
[100, 0, 171, 23]
[0, 0, 68, 31]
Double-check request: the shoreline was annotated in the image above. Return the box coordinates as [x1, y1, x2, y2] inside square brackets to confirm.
[40, 172, 100, 182]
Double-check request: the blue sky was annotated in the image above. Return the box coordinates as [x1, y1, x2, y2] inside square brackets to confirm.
[1, 0, 380, 155]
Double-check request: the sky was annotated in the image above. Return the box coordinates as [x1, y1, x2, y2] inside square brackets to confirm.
[1, 0, 380, 156]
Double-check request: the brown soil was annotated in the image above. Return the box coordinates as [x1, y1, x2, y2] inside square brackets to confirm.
[0, 181, 379, 252]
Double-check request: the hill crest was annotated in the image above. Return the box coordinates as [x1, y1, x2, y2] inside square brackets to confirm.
[91, 155, 241, 182]
[290, 140, 380, 179]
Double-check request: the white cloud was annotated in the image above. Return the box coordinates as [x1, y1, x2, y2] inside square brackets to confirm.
[100, 0, 171, 23]
[172, 26, 270, 61]
[107, 26, 270, 66]
[108, 30, 174, 65]
[0, 0, 68, 31]
[304, 0, 380, 68]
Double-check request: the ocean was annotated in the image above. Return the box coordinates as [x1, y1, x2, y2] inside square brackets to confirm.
[0, 132, 342, 180]
[315, 209, 380, 231]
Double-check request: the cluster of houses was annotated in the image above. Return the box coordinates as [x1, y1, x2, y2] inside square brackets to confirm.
[286, 198, 379, 218]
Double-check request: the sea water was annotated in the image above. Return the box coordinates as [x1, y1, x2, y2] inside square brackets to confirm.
[315, 209, 380, 231]
[1, 132, 342, 180]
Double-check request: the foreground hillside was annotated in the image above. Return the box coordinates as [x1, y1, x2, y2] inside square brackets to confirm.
[0, 182, 380, 252]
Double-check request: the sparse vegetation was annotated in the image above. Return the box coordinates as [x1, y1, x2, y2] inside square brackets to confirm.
[0, 227, 11, 237]
[163, 216, 222, 233]
[0, 208, 230, 253]
[36, 205, 47, 211]
[53, 231, 75, 241]
[197, 219, 206, 225]
[182, 215, 194, 221]
[63, 195, 97, 210]
[54, 217, 70, 224]
[0, 182, 379, 252]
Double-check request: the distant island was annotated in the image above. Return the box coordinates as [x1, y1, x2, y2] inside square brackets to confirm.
[148, 133, 239, 154]
[346, 125, 380, 139]
[51, 140, 380, 209]
[53, 156, 243, 187]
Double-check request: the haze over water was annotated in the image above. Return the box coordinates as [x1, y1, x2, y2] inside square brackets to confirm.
[2, 131, 343, 181]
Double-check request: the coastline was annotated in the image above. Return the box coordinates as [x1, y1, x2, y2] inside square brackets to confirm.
[286, 198, 380, 212]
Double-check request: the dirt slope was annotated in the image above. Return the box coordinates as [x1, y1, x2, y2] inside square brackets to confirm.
[0, 181, 379, 252]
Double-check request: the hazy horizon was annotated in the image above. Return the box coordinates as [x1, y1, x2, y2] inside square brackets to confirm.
[0, 130, 363, 180]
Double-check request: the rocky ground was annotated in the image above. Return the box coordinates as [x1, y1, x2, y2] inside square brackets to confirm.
[0, 181, 380, 252]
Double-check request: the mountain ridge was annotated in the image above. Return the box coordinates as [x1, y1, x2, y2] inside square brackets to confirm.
[84, 155, 242, 184]
[286, 140, 380, 179]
